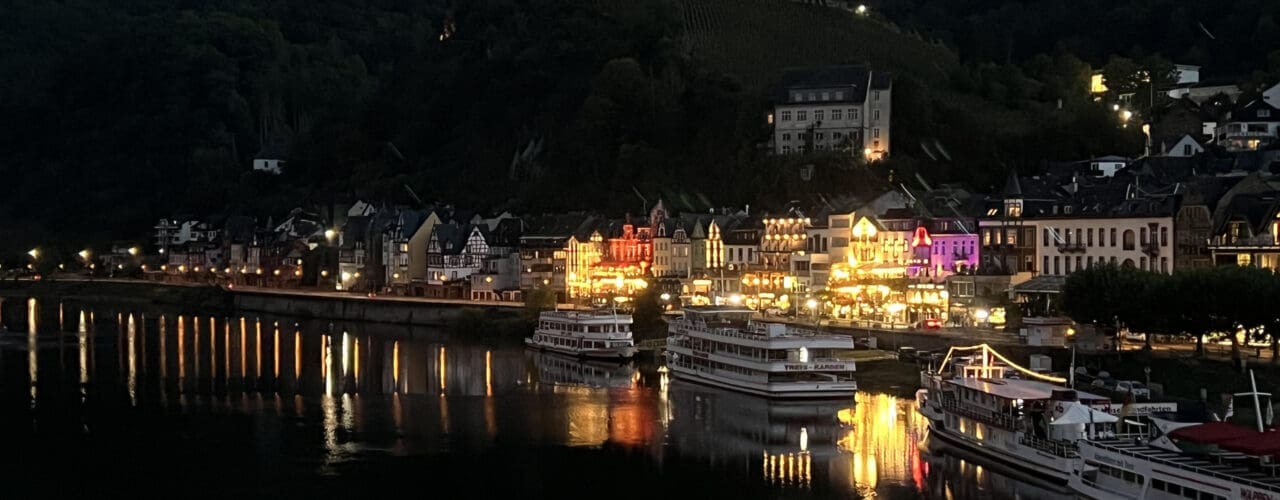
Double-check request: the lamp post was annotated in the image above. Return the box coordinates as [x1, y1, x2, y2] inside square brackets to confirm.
[806, 299, 819, 328]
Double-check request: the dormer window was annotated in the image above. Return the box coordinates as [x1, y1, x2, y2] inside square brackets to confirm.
[1004, 199, 1023, 218]
[1261, 109, 1272, 118]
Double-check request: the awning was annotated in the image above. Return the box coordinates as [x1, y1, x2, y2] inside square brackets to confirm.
[1169, 422, 1259, 444]
[1051, 403, 1119, 425]
[1010, 275, 1067, 294]
[1219, 431, 1280, 457]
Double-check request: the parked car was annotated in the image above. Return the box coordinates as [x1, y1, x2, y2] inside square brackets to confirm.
[913, 318, 943, 330]
[1115, 380, 1151, 399]
[1091, 378, 1118, 391]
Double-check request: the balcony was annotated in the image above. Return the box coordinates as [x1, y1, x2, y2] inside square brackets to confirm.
[1055, 242, 1085, 253]
[952, 251, 971, 261]
[1141, 242, 1160, 257]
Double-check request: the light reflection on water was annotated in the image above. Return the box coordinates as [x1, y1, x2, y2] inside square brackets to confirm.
[0, 298, 1073, 498]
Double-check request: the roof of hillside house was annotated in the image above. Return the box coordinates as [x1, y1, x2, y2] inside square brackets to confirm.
[339, 216, 370, 249]
[481, 218, 523, 248]
[1002, 171, 1023, 197]
[1211, 193, 1280, 236]
[878, 207, 918, 221]
[222, 215, 258, 244]
[870, 71, 893, 90]
[1228, 100, 1280, 123]
[429, 223, 471, 255]
[390, 209, 430, 240]
[774, 65, 880, 103]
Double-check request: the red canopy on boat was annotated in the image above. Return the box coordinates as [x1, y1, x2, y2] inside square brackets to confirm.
[1219, 431, 1280, 457]
[1168, 422, 1259, 444]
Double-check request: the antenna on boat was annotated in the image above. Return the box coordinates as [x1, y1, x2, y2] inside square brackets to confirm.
[1234, 370, 1272, 432]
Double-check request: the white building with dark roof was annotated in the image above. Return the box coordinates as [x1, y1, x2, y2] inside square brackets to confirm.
[770, 65, 892, 160]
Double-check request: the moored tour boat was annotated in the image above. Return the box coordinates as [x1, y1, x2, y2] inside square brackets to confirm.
[664, 306, 858, 399]
[1071, 372, 1280, 500]
[916, 344, 1120, 485]
[524, 309, 637, 360]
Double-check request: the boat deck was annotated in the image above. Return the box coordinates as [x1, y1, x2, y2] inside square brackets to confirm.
[1088, 439, 1280, 492]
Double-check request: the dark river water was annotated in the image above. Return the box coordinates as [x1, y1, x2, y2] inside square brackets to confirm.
[0, 297, 1073, 498]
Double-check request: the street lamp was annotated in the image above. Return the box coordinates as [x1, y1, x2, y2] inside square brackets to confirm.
[128, 246, 140, 257]
[855, 4, 868, 16]
[806, 299, 819, 327]
[324, 229, 337, 242]
[27, 248, 39, 260]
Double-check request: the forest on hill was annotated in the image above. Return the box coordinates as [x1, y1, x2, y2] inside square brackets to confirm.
[6, 0, 1260, 253]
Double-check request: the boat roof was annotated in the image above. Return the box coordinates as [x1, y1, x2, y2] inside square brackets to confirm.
[946, 377, 1108, 402]
[540, 310, 632, 321]
[1170, 421, 1261, 445]
[682, 306, 755, 315]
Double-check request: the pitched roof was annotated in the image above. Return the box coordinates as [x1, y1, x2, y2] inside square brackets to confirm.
[430, 223, 471, 255]
[775, 65, 871, 103]
[339, 216, 370, 249]
[1002, 170, 1023, 197]
[482, 218, 523, 247]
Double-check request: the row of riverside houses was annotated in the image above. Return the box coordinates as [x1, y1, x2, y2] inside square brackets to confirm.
[141, 150, 1280, 332]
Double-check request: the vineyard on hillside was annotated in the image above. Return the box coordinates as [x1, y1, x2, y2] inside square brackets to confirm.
[675, 0, 959, 92]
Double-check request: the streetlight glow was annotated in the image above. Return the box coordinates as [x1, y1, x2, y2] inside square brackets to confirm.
[27, 249, 39, 259]
[128, 247, 139, 256]
[660, 293, 671, 301]
[79, 249, 91, 260]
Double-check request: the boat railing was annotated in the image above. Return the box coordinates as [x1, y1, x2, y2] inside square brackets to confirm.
[1084, 440, 1280, 494]
[1019, 435, 1078, 457]
[675, 321, 849, 343]
[941, 399, 1017, 430]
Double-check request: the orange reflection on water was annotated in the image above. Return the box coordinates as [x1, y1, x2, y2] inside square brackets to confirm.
[438, 346, 446, 396]
[294, 331, 301, 382]
[178, 316, 187, 387]
[79, 311, 90, 385]
[392, 340, 401, 392]
[837, 392, 924, 494]
[158, 315, 166, 381]
[127, 314, 137, 406]
[27, 298, 37, 405]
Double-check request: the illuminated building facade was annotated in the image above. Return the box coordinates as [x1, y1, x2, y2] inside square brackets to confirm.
[770, 65, 893, 160]
[520, 214, 591, 302]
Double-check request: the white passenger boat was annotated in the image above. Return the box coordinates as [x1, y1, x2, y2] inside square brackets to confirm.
[524, 309, 637, 360]
[663, 306, 857, 399]
[916, 344, 1119, 485]
[1071, 372, 1280, 500]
